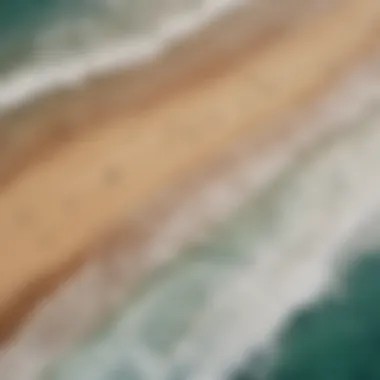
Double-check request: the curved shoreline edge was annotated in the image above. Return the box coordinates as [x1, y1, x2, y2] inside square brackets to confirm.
[0, 0, 380, 377]
[0, 0, 339, 188]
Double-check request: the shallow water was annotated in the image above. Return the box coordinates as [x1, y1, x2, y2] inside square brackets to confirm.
[40, 85, 380, 379]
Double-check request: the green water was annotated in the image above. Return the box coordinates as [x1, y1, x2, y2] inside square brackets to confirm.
[0, 0, 59, 36]
[0, 0, 80, 73]
[232, 250, 380, 380]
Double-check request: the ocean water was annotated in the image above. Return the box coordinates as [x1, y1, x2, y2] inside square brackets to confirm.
[36, 79, 380, 380]
[0, 0, 336, 114]
[232, 250, 380, 380]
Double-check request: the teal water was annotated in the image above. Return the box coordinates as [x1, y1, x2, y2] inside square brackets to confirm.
[0, 0, 80, 71]
[232, 250, 380, 380]
[0, 0, 68, 37]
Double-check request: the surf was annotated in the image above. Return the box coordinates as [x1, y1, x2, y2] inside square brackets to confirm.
[0, 0, 243, 113]
[41, 59, 380, 380]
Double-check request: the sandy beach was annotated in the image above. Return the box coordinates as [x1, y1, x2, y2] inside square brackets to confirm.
[0, 1, 337, 187]
[0, 0, 380, 348]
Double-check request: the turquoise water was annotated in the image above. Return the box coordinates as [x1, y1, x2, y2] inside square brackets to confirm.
[39, 95, 380, 379]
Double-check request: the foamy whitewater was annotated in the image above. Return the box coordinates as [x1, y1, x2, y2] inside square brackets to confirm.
[0, 0, 246, 113]
[28, 59, 380, 380]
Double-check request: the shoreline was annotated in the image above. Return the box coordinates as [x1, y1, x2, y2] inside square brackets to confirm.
[0, 0, 339, 189]
[0, 0, 380, 368]
[0, 0, 247, 114]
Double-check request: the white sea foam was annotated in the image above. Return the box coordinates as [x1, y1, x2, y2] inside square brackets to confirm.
[0, 0, 245, 114]
[0, 0, 336, 115]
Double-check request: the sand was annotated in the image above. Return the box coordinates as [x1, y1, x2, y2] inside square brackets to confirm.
[0, 0, 379, 344]
[0, 0, 328, 187]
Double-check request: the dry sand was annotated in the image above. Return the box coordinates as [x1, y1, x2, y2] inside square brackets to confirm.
[0, 0, 379, 343]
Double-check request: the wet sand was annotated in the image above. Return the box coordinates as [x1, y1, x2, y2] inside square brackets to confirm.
[0, 0, 379, 345]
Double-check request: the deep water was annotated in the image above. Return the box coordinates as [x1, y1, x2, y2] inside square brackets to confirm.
[232, 250, 380, 380]
[0, 0, 79, 73]
[0, 0, 62, 37]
